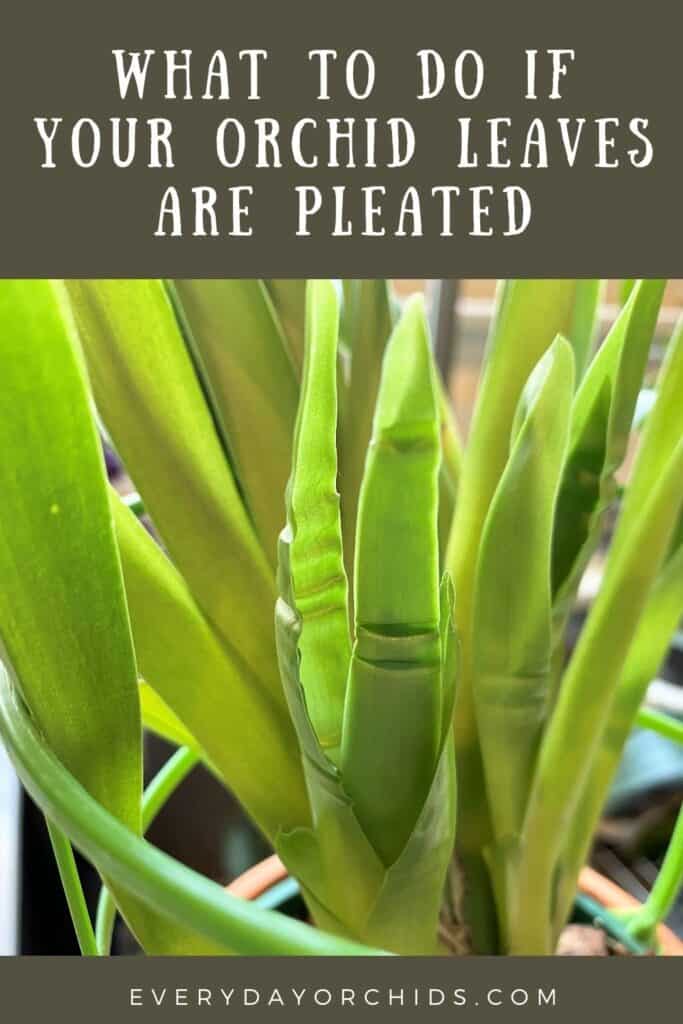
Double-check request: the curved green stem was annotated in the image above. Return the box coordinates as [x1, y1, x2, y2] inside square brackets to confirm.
[1, 675, 379, 955]
[624, 800, 683, 948]
[621, 709, 683, 948]
[96, 745, 199, 955]
[46, 818, 98, 956]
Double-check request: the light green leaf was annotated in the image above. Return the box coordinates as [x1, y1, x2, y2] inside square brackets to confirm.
[341, 295, 443, 866]
[0, 282, 216, 954]
[113, 496, 310, 841]
[139, 682, 200, 752]
[275, 292, 455, 953]
[447, 280, 578, 586]
[437, 388, 463, 564]
[0, 280, 141, 830]
[64, 281, 280, 702]
[339, 280, 394, 581]
[264, 279, 307, 371]
[568, 280, 603, 382]
[169, 280, 299, 567]
[283, 279, 350, 760]
[553, 319, 683, 929]
[612, 314, 683, 554]
[551, 280, 665, 621]
[473, 337, 574, 849]
[516, 436, 683, 953]
[445, 279, 577, 950]
[275, 580, 456, 955]
[610, 319, 683, 725]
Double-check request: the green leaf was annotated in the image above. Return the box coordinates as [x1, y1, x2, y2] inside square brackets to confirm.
[139, 682, 200, 752]
[341, 295, 444, 866]
[448, 280, 578, 586]
[0, 280, 141, 830]
[444, 279, 577, 950]
[516, 435, 683, 953]
[264, 279, 307, 371]
[338, 280, 395, 582]
[567, 280, 603, 382]
[275, 579, 456, 955]
[0, 282, 215, 955]
[552, 318, 683, 928]
[169, 280, 300, 567]
[473, 337, 574, 850]
[0, 667, 380, 956]
[612, 314, 683, 554]
[551, 280, 665, 619]
[282, 280, 350, 760]
[610, 317, 683, 725]
[556, 535, 683, 933]
[275, 293, 455, 953]
[364, 732, 456, 954]
[64, 281, 281, 703]
[620, 279, 636, 306]
[113, 496, 310, 841]
[437, 388, 463, 564]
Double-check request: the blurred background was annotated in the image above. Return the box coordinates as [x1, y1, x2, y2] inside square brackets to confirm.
[1, 278, 682, 953]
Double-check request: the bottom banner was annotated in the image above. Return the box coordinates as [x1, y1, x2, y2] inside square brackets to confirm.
[0, 956, 676, 1022]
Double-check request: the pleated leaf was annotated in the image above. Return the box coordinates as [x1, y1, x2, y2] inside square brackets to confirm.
[275, 568, 456, 954]
[341, 295, 444, 866]
[169, 279, 300, 568]
[274, 291, 456, 953]
[280, 279, 350, 759]
[473, 337, 574, 849]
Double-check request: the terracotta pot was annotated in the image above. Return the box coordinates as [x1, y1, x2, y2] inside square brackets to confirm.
[578, 866, 683, 956]
[227, 854, 683, 955]
[226, 854, 288, 901]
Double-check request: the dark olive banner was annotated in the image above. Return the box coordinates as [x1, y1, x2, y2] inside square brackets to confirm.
[2, 0, 682, 276]
[0, 956, 680, 1022]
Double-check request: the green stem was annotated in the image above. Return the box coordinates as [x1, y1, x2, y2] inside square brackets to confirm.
[553, 708, 683, 939]
[1, 677, 378, 955]
[96, 745, 199, 955]
[46, 818, 98, 956]
[624, 800, 683, 948]
[635, 707, 683, 745]
[95, 886, 117, 955]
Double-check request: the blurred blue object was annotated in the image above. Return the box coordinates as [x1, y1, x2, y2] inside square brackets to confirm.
[606, 726, 683, 816]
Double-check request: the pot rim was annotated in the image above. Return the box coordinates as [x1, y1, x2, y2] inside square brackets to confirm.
[226, 855, 683, 956]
